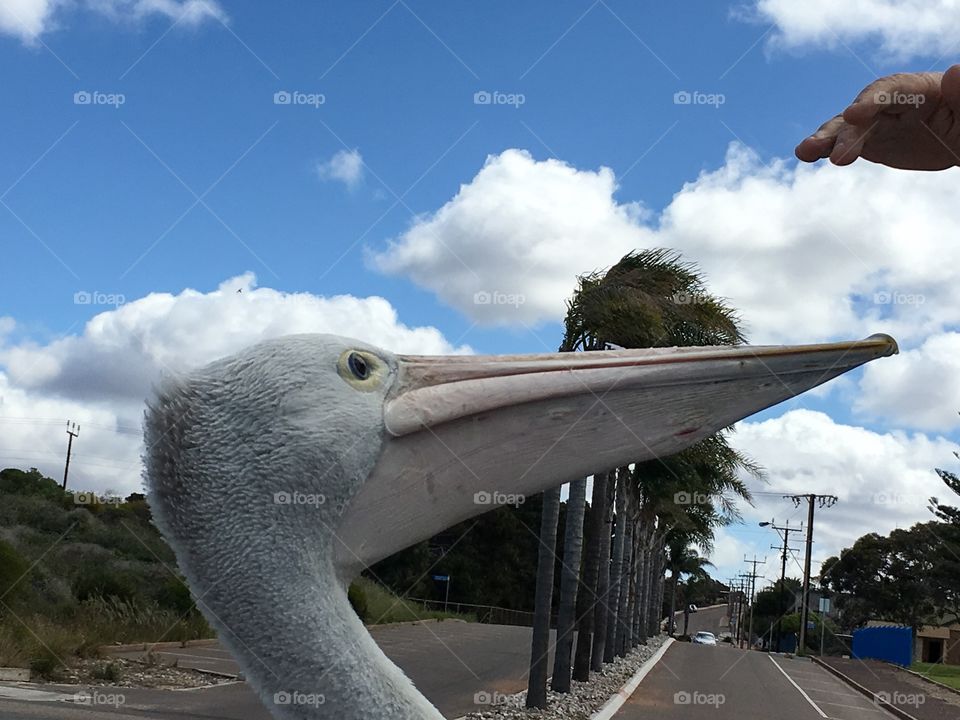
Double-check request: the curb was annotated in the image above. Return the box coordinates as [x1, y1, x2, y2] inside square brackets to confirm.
[590, 638, 675, 720]
[810, 657, 919, 720]
[100, 638, 219, 655]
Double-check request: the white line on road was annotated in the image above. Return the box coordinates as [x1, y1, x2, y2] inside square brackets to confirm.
[769, 656, 827, 718]
[591, 638, 675, 720]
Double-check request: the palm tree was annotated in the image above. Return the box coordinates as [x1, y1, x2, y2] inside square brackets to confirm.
[572, 471, 609, 681]
[531, 248, 756, 701]
[526, 486, 561, 708]
[551, 478, 587, 692]
[666, 537, 714, 635]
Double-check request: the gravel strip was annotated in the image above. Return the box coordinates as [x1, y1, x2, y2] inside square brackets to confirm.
[461, 635, 669, 720]
[53, 657, 233, 689]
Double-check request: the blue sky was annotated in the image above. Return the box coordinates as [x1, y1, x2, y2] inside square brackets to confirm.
[3, 0, 960, 587]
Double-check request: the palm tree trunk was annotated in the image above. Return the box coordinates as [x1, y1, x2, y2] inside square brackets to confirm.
[668, 570, 678, 635]
[572, 472, 608, 681]
[614, 510, 632, 656]
[604, 473, 625, 662]
[551, 478, 587, 693]
[636, 528, 650, 643]
[590, 476, 614, 671]
[526, 486, 561, 709]
[630, 519, 643, 648]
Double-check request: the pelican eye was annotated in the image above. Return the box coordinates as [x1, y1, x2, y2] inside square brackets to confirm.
[337, 350, 384, 391]
[348, 352, 369, 380]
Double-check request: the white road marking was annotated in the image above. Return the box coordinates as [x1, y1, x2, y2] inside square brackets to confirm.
[817, 700, 886, 713]
[769, 656, 827, 718]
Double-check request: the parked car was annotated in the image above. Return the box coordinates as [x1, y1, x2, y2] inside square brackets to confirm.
[687, 604, 698, 613]
[692, 631, 717, 645]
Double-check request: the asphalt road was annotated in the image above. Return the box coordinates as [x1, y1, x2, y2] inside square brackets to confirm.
[615, 640, 897, 720]
[0, 621, 555, 720]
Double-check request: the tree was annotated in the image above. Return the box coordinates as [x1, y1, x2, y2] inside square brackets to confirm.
[551, 478, 586, 692]
[527, 486, 561, 708]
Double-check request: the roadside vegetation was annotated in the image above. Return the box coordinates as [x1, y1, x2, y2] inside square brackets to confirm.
[912, 662, 960, 690]
[0, 466, 466, 679]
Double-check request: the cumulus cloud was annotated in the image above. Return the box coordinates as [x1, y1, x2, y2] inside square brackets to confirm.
[317, 149, 364, 190]
[371, 149, 649, 327]
[0, 274, 468, 495]
[856, 332, 960, 432]
[370, 145, 960, 344]
[0, 0, 225, 43]
[720, 409, 955, 578]
[748, 0, 960, 62]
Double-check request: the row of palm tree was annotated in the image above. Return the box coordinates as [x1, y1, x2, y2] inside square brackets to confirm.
[526, 249, 763, 708]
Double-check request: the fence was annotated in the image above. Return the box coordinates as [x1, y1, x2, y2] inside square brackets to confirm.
[405, 598, 539, 627]
[852, 625, 913, 667]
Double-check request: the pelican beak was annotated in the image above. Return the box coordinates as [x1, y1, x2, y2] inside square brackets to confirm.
[333, 334, 897, 574]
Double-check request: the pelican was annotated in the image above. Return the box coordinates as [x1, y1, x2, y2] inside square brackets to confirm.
[144, 332, 896, 720]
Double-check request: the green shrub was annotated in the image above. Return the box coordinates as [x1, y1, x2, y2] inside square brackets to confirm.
[91, 661, 122, 682]
[348, 582, 368, 621]
[74, 566, 137, 603]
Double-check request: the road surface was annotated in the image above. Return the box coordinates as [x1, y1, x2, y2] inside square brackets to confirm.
[0, 621, 554, 720]
[616, 638, 896, 719]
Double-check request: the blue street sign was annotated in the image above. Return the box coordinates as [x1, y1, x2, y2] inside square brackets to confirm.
[433, 575, 449, 581]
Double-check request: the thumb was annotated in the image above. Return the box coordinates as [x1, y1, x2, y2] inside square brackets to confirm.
[941, 64, 960, 114]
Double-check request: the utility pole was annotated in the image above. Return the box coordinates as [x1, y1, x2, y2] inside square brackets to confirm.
[742, 557, 765, 650]
[760, 520, 803, 652]
[786, 494, 837, 656]
[62, 421, 80, 491]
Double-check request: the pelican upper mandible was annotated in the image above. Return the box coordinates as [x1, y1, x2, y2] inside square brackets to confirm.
[144, 332, 897, 720]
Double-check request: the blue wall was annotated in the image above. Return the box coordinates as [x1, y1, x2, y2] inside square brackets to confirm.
[852, 626, 913, 667]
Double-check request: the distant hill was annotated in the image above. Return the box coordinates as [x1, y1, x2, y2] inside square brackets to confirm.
[0, 467, 211, 677]
[0, 466, 472, 678]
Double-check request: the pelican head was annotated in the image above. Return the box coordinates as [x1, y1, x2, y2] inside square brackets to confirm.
[144, 332, 896, 720]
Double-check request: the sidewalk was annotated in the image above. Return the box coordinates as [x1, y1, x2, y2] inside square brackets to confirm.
[818, 657, 960, 720]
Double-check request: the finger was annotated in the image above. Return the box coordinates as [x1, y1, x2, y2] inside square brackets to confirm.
[941, 64, 960, 115]
[844, 72, 941, 125]
[830, 122, 871, 166]
[795, 114, 845, 162]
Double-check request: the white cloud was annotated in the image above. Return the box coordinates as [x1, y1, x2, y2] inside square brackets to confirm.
[317, 149, 364, 190]
[719, 409, 955, 576]
[370, 144, 960, 343]
[856, 332, 960, 432]
[0, 0, 224, 42]
[748, 0, 960, 61]
[0, 274, 468, 496]
[371, 149, 648, 327]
